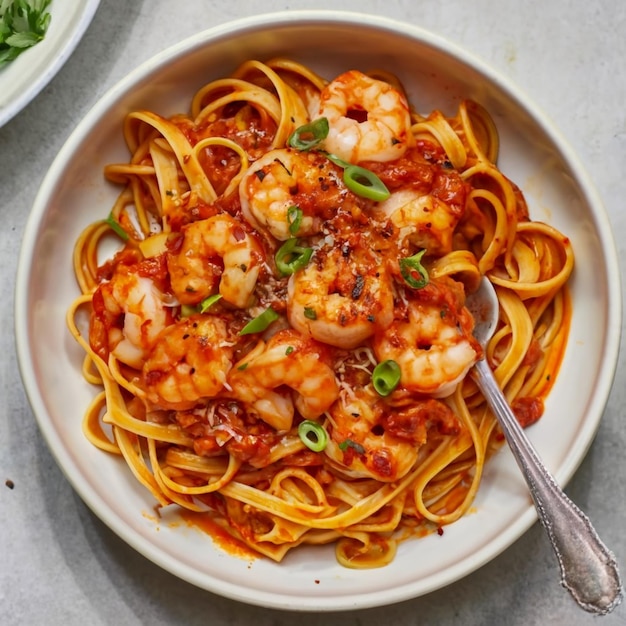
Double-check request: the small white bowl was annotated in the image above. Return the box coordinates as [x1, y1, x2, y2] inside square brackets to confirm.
[15, 10, 622, 611]
[0, 0, 101, 127]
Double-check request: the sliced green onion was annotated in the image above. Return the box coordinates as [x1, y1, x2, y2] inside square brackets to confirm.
[288, 117, 329, 151]
[324, 152, 351, 168]
[239, 307, 279, 335]
[275, 238, 313, 276]
[289, 120, 390, 202]
[399, 249, 429, 289]
[287, 205, 302, 236]
[372, 359, 401, 396]
[338, 438, 366, 455]
[105, 212, 129, 241]
[179, 304, 197, 318]
[199, 294, 222, 313]
[343, 165, 390, 202]
[298, 420, 329, 452]
[303, 307, 317, 320]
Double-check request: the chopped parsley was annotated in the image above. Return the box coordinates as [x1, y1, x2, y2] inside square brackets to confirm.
[0, 0, 52, 68]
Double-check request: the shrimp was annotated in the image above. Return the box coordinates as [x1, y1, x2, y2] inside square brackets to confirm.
[91, 268, 171, 370]
[376, 161, 469, 255]
[373, 278, 480, 397]
[239, 148, 347, 241]
[287, 233, 394, 350]
[315, 70, 413, 164]
[324, 387, 419, 482]
[167, 213, 264, 308]
[142, 315, 235, 411]
[378, 189, 461, 256]
[227, 329, 340, 432]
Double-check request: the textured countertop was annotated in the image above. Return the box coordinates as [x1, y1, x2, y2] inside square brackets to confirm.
[2, 1, 626, 624]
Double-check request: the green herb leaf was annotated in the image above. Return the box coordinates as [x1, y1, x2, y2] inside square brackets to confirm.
[0, 0, 52, 68]
[6, 30, 39, 46]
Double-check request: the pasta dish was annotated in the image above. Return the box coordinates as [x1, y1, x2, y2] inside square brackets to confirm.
[67, 59, 574, 568]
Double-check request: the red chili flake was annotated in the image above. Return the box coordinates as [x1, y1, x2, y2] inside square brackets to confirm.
[437, 527, 444, 536]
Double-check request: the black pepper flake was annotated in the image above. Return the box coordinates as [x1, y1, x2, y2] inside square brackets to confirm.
[351, 274, 365, 299]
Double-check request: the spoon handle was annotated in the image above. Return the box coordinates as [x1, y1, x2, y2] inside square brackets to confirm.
[473, 358, 623, 615]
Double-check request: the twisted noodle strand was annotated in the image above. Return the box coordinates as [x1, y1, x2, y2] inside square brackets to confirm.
[67, 59, 573, 567]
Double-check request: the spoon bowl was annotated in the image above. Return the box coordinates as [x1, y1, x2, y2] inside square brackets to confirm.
[465, 277, 623, 615]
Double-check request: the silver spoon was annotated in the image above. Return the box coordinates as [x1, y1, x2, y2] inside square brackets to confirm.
[466, 277, 623, 615]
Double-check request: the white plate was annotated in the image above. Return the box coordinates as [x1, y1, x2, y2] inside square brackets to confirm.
[0, 0, 100, 127]
[15, 10, 622, 611]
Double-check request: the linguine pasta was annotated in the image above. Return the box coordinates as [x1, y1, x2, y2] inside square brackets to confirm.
[67, 59, 573, 568]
